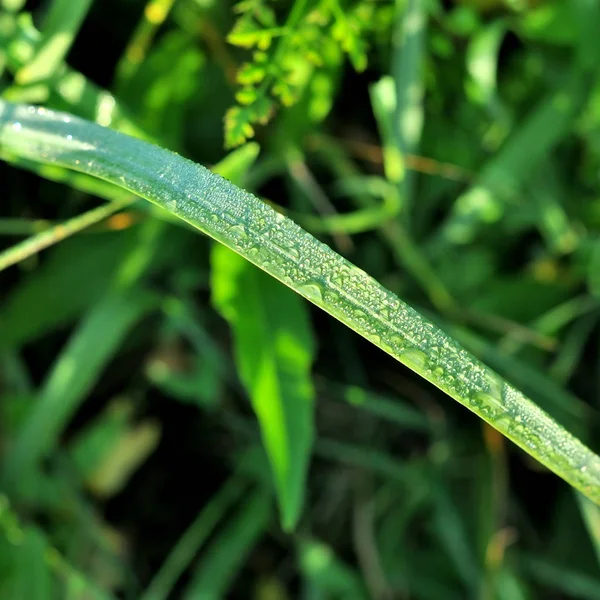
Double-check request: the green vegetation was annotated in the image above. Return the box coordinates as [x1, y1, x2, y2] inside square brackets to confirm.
[2, 0, 600, 598]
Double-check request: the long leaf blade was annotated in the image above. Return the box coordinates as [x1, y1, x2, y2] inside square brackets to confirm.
[212, 245, 315, 530]
[1, 101, 600, 505]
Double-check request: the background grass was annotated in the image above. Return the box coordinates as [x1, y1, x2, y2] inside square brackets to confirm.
[2, 0, 600, 598]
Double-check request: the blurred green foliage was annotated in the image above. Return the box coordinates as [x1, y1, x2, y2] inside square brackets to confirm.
[2, 0, 600, 598]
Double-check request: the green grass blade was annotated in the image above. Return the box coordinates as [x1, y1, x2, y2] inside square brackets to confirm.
[2, 101, 600, 506]
[521, 555, 600, 599]
[391, 0, 427, 209]
[576, 493, 600, 567]
[0, 495, 115, 600]
[115, 0, 178, 85]
[465, 19, 506, 112]
[182, 486, 271, 599]
[5, 15, 148, 137]
[15, 0, 95, 85]
[333, 382, 432, 432]
[0, 230, 139, 348]
[212, 245, 316, 530]
[444, 70, 591, 245]
[141, 476, 248, 600]
[0, 198, 133, 272]
[2, 289, 155, 492]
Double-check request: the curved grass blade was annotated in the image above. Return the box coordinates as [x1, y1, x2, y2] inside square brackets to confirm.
[1, 100, 600, 505]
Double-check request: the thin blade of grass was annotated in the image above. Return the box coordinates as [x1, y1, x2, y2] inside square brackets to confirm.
[15, 0, 95, 85]
[521, 555, 600, 600]
[443, 71, 591, 245]
[0, 198, 133, 272]
[576, 493, 600, 567]
[182, 486, 271, 600]
[115, 0, 178, 85]
[141, 475, 249, 600]
[391, 0, 427, 211]
[0, 495, 116, 600]
[2, 289, 156, 492]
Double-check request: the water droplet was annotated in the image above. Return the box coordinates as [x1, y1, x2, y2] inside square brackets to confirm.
[299, 282, 323, 303]
[230, 224, 248, 238]
[400, 348, 428, 372]
[12, 122, 21, 131]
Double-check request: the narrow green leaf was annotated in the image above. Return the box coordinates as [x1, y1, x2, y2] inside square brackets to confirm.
[212, 245, 315, 530]
[576, 493, 600, 567]
[0, 495, 116, 600]
[14, 528, 54, 600]
[521, 555, 600, 599]
[2, 289, 156, 492]
[444, 70, 591, 244]
[391, 0, 427, 208]
[141, 475, 249, 600]
[0, 198, 133, 272]
[182, 486, 271, 600]
[15, 0, 95, 85]
[0, 231, 138, 348]
[2, 102, 600, 507]
[465, 20, 506, 110]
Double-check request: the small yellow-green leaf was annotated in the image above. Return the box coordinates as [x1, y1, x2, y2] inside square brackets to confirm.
[224, 105, 255, 148]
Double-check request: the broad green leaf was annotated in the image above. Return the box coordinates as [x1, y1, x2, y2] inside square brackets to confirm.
[211, 245, 316, 530]
[2, 101, 600, 509]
